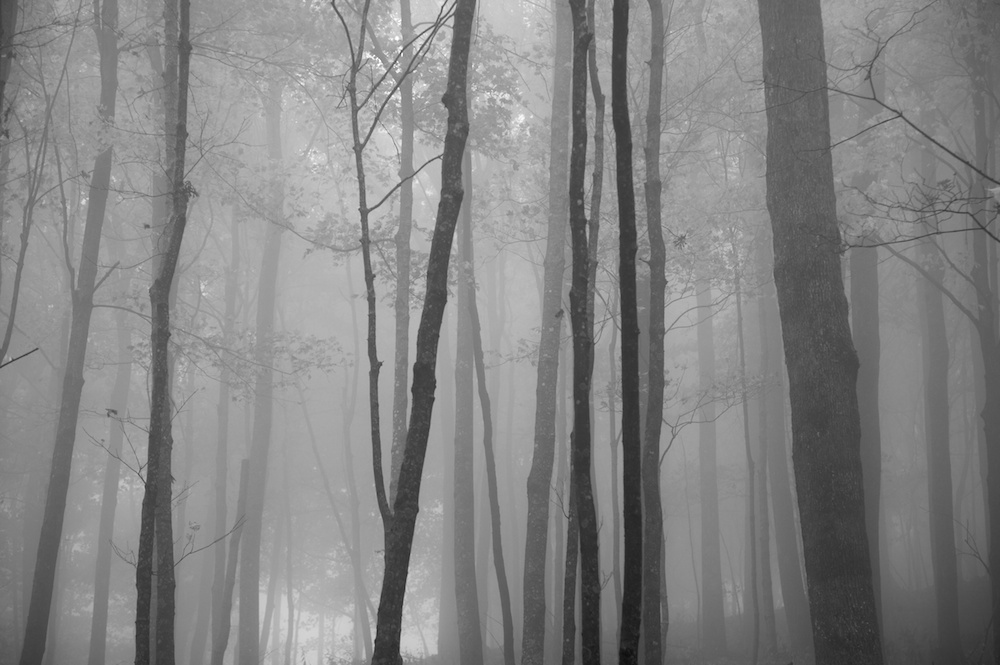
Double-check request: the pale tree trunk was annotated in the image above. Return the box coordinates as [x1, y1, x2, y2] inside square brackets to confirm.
[370, 0, 475, 657]
[238, 80, 284, 665]
[612, 0, 643, 660]
[695, 281, 726, 656]
[454, 148, 484, 664]
[522, 1, 571, 661]
[756, 0, 882, 661]
[19, 0, 118, 660]
[210, 460, 249, 665]
[641, 0, 665, 662]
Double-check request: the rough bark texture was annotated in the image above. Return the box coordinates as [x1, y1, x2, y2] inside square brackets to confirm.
[238, 81, 284, 665]
[613, 0, 643, 661]
[641, 1, 666, 662]
[370, 0, 475, 657]
[19, 1, 117, 661]
[695, 281, 726, 655]
[522, 1, 571, 662]
[567, 2, 600, 663]
[756, 1, 882, 662]
[454, 149, 484, 665]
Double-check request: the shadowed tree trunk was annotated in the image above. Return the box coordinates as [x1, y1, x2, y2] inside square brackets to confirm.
[756, 0, 882, 662]
[370, 0, 475, 658]
[567, 1, 600, 662]
[522, 1, 571, 662]
[19, 1, 118, 661]
[641, 1, 666, 662]
[613, 0, 643, 660]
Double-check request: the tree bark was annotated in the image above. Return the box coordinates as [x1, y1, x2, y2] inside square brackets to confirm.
[19, 0, 118, 660]
[756, 1, 882, 662]
[641, 1, 666, 662]
[211, 460, 249, 665]
[370, 0, 475, 658]
[612, 0, 643, 660]
[238, 81, 285, 665]
[522, 1, 571, 661]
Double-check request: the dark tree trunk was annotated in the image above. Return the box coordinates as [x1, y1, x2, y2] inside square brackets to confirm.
[238, 81, 284, 665]
[454, 149, 484, 665]
[370, 0, 475, 657]
[612, 0, 643, 660]
[522, 1, 571, 661]
[567, 1, 600, 662]
[756, 1, 882, 662]
[641, 1, 665, 662]
[19, 1, 118, 661]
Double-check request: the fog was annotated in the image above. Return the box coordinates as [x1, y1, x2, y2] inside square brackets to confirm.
[0, 0, 997, 664]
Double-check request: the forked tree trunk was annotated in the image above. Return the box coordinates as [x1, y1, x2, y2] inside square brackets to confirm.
[19, 1, 118, 661]
[370, 0, 475, 658]
[522, 1, 571, 662]
[612, 0, 643, 660]
[756, 1, 882, 662]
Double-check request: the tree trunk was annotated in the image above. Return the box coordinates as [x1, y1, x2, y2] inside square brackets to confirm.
[454, 148, 484, 665]
[370, 0, 475, 658]
[641, 1, 665, 662]
[238, 81, 284, 665]
[612, 0, 643, 660]
[211, 460, 249, 665]
[19, 1, 118, 661]
[522, 1, 571, 661]
[566, 2, 600, 662]
[695, 281, 726, 656]
[210, 208, 240, 665]
[756, 1, 882, 662]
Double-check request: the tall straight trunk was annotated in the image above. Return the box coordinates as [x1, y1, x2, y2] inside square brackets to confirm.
[454, 149, 484, 665]
[370, 0, 475, 658]
[758, 230, 813, 663]
[19, 1, 118, 661]
[756, 1, 882, 662]
[88, 300, 132, 665]
[695, 282, 725, 656]
[0, 0, 15, 134]
[210, 209, 240, 664]
[282, 449, 295, 665]
[641, 1, 666, 662]
[239, 81, 285, 665]
[735, 259, 759, 665]
[390, 0, 415, 503]
[567, 2, 600, 662]
[259, 511, 284, 657]
[468, 251, 516, 665]
[210, 460, 248, 665]
[522, 2, 571, 662]
[186, 525, 214, 665]
[916, 228, 962, 663]
[607, 294, 623, 632]
[612, 0, 643, 662]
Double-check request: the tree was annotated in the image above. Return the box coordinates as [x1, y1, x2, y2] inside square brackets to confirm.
[522, 2, 571, 662]
[18, 0, 118, 660]
[370, 0, 476, 658]
[756, 0, 882, 662]
[612, 0, 643, 660]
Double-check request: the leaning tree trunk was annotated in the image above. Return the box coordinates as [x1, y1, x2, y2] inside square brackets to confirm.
[370, 0, 475, 658]
[756, 0, 882, 662]
[612, 0, 643, 661]
[641, 1, 666, 662]
[19, 1, 118, 661]
[522, 2, 571, 662]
